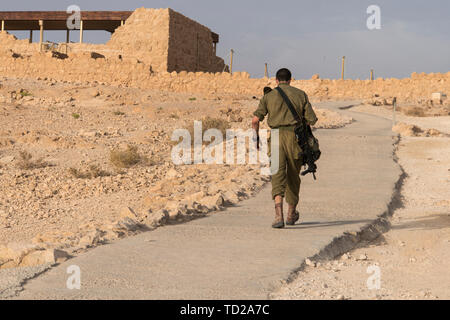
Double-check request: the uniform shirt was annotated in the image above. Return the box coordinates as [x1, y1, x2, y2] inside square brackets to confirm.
[254, 83, 318, 128]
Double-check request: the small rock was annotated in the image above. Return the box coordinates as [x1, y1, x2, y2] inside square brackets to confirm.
[146, 209, 169, 227]
[0, 156, 15, 165]
[166, 168, 177, 178]
[19, 249, 69, 267]
[341, 253, 350, 260]
[356, 254, 368, 261]
[78, 230, 103, 248]
[305, 258, 316, 267]
[109, 217, 139, 233]
[336, 295, 345, 300]
[199, 194, 225, 210]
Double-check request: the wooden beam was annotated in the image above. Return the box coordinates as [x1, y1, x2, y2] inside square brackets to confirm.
[29, 30, 33, 43]
[0, 11, 133, 21]
[1, 20, 4, 32]
[66, 29, 70, 43]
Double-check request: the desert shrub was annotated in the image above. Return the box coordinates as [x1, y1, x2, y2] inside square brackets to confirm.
[16, 151, 49, 170]
[69, 165, 110, 179]
[184, 117, 230, 145]
[400, 106, 426, 117]
[203, 117, 230, 135]
[113, 111, 125, 116]
[72, 113, 81, 119]
[188, 117, 229, 137]
[19, 89, 32, 97]
[110, 145, 143, 169]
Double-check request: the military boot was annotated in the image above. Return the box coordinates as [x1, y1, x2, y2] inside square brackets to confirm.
[286, 205, 300, 226]
[272, 203, 285, 229]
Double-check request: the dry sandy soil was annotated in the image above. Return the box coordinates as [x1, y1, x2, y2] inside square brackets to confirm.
[271, 104, 450, 300]
[0, 77, 352, 268]
[2, 74, 448, 299]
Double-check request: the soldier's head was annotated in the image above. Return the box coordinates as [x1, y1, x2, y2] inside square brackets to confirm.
[276, 68, 292, 85]
[263, 87, 272, 95]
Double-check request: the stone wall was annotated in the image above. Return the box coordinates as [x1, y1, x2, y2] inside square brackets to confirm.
[167, 9, 225, 73]
[107, 8, 170, 72]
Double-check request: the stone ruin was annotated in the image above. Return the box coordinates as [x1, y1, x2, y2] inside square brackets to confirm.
[108, 8, 226, 73]
[0, 8, 226, 74]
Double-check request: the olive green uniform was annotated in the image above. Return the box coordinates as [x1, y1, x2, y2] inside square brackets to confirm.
[254, 83, 318, 205]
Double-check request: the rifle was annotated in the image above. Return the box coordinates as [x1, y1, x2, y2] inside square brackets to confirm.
[275, 87, 320, 180]
[297, 122, 317, 180]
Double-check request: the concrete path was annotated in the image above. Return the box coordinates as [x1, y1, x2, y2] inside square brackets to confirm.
[14, 101, 401, 300]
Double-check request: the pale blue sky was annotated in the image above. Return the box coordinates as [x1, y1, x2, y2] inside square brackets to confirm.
[3, 0, 450, 79]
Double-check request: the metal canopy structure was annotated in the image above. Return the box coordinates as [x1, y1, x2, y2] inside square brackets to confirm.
[0, 11, 220, 43]
[0, 11, 131, 33]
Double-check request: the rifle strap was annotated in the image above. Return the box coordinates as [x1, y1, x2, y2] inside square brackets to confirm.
[275, 86, 303, 124]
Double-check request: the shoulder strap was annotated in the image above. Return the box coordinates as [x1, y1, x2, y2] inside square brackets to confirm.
[275, 87, 302, 123]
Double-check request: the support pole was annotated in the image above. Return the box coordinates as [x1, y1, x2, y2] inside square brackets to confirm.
[1, 20, 4, 32]
[341, 56, 345, 80]
[370, 69, 374, 80]
[66, 29, 70, 43]
[392, 97, 397, 127]
[121, 20, 124, 26]
[213, 42, 217, 55]
[79, 20, 84, 43]
[29, 30, 33, 43]
[196, 33, 199, 71]
[39, 20, 44, 51]
[264, 63, 268, 78]
[230, 49, 234, 75]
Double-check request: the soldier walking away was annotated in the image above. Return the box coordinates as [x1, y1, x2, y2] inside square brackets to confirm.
[252, 68, 318, 228]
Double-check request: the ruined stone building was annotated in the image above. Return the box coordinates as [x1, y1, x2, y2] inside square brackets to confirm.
[0, 8, 226, 73]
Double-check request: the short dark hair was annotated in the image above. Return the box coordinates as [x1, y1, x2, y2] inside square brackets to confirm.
[263, 87, 272, 95]
[276, 68, 292, 82]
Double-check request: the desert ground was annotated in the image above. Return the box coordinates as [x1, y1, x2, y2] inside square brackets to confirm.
[0, 76, 353, 269]
[272, 104, 450, 300]
[0, 7, 449, 299]
[0, 73, 448, 299]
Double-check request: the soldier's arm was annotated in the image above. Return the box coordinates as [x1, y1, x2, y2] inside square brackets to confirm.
[252, 96, 268, 149]
[304, 94, 318, 126]
[253, 96, 268, 123]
